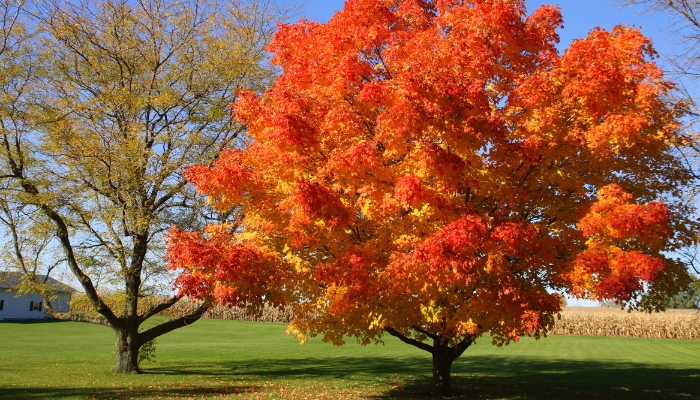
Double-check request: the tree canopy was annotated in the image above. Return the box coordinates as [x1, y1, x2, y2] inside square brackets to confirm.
[167, 0, 694, 395]
[0, 0, 290, 373]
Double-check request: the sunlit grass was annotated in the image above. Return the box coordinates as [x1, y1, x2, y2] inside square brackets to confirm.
[1, 318, 698, 399]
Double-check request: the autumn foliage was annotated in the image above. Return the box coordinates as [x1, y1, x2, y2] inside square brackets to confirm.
[167, 226, 285, 308]
[166, 0, 692, 395]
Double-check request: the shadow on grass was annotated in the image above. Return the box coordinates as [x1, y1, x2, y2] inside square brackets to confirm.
[0, 319, 65, 324]
[0, 384, 259, 400]
[144, 355, 427, 378]
[2, 355, 698, 399]
[374, 358, 700, 399]
[147, 354, 699, 399]
[382, 355, 700, 399]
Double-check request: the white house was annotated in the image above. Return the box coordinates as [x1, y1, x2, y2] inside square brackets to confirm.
[0, 272, 75, 320]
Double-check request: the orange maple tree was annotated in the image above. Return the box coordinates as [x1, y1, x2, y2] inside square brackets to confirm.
[166, 0, 693, 396]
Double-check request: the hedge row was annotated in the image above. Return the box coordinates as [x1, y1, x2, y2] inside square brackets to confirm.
[69, 294, 293, 323]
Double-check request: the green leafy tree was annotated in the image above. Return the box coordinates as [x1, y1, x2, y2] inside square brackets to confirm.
[665, 275, 700, 309]
[0, 0, 292, 373]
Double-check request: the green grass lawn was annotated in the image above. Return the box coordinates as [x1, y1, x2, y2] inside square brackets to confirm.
[0, 318, 698, 399]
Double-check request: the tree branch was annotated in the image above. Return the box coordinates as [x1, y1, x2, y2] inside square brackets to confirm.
[139, 295, 183, 323]
[449, 336, 475, 362]
[384, 327, 434, 353]
[139, 303, 208, 344]
[43, 302, 111, 327]
[411, 325, 438, 340]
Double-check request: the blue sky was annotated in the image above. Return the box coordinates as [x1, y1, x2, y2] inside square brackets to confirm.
[295, 0, 681, 307]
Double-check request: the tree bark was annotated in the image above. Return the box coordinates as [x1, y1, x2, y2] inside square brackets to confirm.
[115, 328, 141, 373]
[431, 340, 454, 397]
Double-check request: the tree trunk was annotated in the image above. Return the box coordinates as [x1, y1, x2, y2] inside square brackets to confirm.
[384, 328, 474, 397]
[432, 340, 454, 397]
[115, 328, 141, 373]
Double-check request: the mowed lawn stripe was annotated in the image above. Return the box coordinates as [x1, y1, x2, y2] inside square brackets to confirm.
[1, 318, 698, 399]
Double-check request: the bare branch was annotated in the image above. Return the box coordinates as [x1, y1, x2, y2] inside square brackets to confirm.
[139, 303, 208, 344]
[384, 327, 434, 353]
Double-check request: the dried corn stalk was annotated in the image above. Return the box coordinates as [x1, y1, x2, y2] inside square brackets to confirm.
[552, 307, 700, 340]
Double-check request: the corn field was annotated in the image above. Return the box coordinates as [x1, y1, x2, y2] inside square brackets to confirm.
[551, 307, 700, 340]
[70, 295, 699, 339]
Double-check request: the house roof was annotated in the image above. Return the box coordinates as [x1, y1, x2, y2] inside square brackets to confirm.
[0, 271, 77, 293]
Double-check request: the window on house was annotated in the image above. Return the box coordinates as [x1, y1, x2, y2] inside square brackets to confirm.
[0, 299, 4, 310]
[30, 301, 42, 311]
